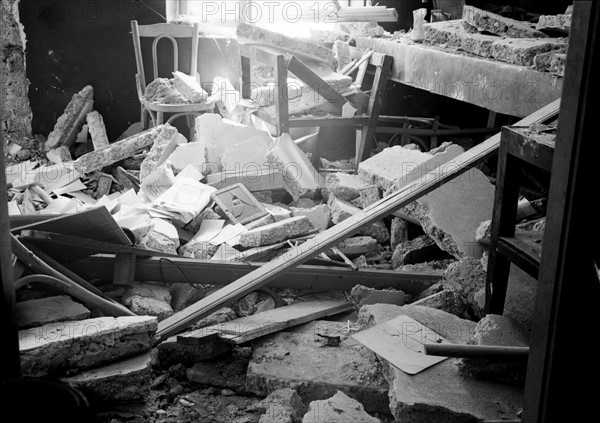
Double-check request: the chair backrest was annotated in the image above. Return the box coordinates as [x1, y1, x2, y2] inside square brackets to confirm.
[130, 20, 200, 93]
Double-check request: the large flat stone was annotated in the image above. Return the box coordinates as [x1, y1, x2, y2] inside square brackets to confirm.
[357, 304, 523, 422]
[290, 204, 331, 232]
[325, 172, 379, 205]
[19, 316, 157, 377]
[463, 5, 547, 38]
[490, 37, 567, 67]
[302, 391, 380, 423]
[239, 216, 313, 248]
[45, 85, 94, 150]
[536, 14, 571, 33]
[60, 352, 152, 402]
[15, 296, 90, 330]
[245, 320, 390, 415]
[328, 195, 390, 244]
[122, 283, 174, 321]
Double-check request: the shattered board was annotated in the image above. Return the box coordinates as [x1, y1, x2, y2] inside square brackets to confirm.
[352, 314, 451, 375]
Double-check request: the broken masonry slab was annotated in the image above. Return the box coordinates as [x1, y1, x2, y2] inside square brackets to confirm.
[349, 285, 405, 309]
[137, 218, 180, 255]
[536, 14, 571, 33]
[328, 195, 390, 244]
[462, 5, 548, 38]
[357, 304, 523, 422]
[86, 111, 110, 150]
[74, 124, 179, 174]
[390, 217, 408, 250]
[60, 352, 152, 402]
[490, 37, 567, 67]
[325, 172, 378, 203]
[245, 320, 390, 415]
[237, 22, 336, 67]
[391, 235, 451, 269]
[221, 135, 270, 172]
[266, 133, 324, 200]
[139, 124, 187, 180]
[302, 391, 381, 423]
[410, 289, 467, 318]
[45, 85, 94, 150]
[157, 336, 231, 368]
[358, 146, 433, 191]
[239, 216, 313, 248]
[19, 316, 157, 377]
[459, 32, 499, 58]
[186, 357, 249, 393]
[423, 19, 475, 47]
[258, 388, 307, 423]
[179, 240, 220, 260]
[245, 213, 276, 231]
[15, 295, 90, 330]
[122, 283, 174, 322]
[290, 204, 331, 232]
[335, 236, 379, 258]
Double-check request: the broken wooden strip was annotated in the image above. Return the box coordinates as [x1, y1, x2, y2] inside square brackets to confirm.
[156, 99, 559, 341]
[178, 299, 352, 346]
[74, 124, 177, 174]
[68, 255, 443, 295]
[45, 85, 94, 150]
[10, 206, 131, 245]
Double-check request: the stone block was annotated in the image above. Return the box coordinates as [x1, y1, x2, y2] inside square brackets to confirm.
[356, 304, 523, 422]
[172, 71, 209, 103]
[122, 283, 173, 322]
[336, 236, 379, 258]
[179, 240, 220, 260]
[325, 172, 379, 208]
[475, 220, 492, 245]
[139, 124, 187, 180]
[423, 19, 467, 47]
[463, 5, 547, 38]
[245, 320, 390, 415]
[302, 391, 380, 423]
[19, 316, 157, 377]
[390, 217, 408, 250]
[536, 14, 571, 33]
[239, 216, 313, 248]
[410, 290, 467, 318]
[138, 218, 180, 255]
[60, 352, 152, 402]
[290, 204, 331, 232]
[459, 32, 498, 58]
[15, 295, 90, 330]
[259, 388, 307, 423]
[328, 196, 389, 244]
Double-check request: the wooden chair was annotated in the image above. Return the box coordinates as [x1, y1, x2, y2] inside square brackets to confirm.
[130, 20, 215, 135]
[240, 44, 392, 171]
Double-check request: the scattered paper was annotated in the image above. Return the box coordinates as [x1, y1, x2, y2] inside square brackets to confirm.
[67, 191, 97, 205]
[7, 201, 21, 216]
[210, 223, 247, 246]
[175, 163, 204, 182]
[52, 179, 87, 195]
[141, 164, 176, 201]
[211, 242, 240, 261]
[151, 177, 216, 223]
[190, 219, 225, 243]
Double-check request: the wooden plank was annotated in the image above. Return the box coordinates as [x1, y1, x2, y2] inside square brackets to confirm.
[67, 255, 443, 295]
[156, 99, 561, 341]
[352, 314, 451, 375]
[497, 234, 542, 279]
[524, 3, 600, 421]
[178, 299, 352, 346]
[10, 206, 131, 245]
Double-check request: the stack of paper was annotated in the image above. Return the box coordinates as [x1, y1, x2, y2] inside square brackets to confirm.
[150, 177, 216, 223]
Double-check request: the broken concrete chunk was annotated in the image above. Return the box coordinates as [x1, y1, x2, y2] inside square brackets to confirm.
[356, 304, 522, 422]
[397, 165, 495, 259]
[86, 111, 110, 150]
[46, 85, 94, 150]
[264, 202, 292, 222]
[358, 146, 433, 191]
[237, 22, 336, 67]
[74, 124, 178, 174]
[19, 316, 157, 377]
[475, 220, 492, 245]
[194, 113, 273, 174]
[172, 71, 209, 103]
[239, 216, 313, 248]
[325, 172, 376, 203]
[15, 296, 90, 330]
[336, 236, 379, 257]
[259, 388, 307, 423]
[60, 352, 152, 402]
[350, 185, 381, 209]
[391, 235, 451, 268]
[411, 289, 467, 318]
[459, 32, 499, 58]
[328, 195, 390, 244]
[266, 134, 324, 200]
[490, 37, 567, 67]
[302, 391, 381, 423]
[290, 204, 331, 232]
[179, 240, 220, 260]
[122, 283, 173, 321]
[463, 5, 547, 38]
[533, 49, 567, 74]
[424, 19, 468, 47]
[185, 207, 222, 235]
[138, 218, 180, 255]
[221, 135, 270, 172]
[350, 285, 405, 308]
[157, 336, 231, 368]
[245, 213, 276, 231]
[443, 257, 487, 307]
[390, 217, 408, 250]
[46, 145, 73, 164]
[245, 320, 389, 415]
[139, 125, 187, 180]
[536, 14, 571, 33]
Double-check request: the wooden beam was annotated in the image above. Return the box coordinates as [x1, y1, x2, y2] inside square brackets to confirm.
[67, 255, 442, 295]
[155, 98, 561, 341]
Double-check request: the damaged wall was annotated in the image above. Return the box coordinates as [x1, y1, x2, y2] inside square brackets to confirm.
[19, 0, 166, 141]
[1, 0, 33, 136]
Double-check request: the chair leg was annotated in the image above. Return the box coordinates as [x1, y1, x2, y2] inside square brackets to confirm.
[186, 114, 196, 141]
[157, 112, 164, 125]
